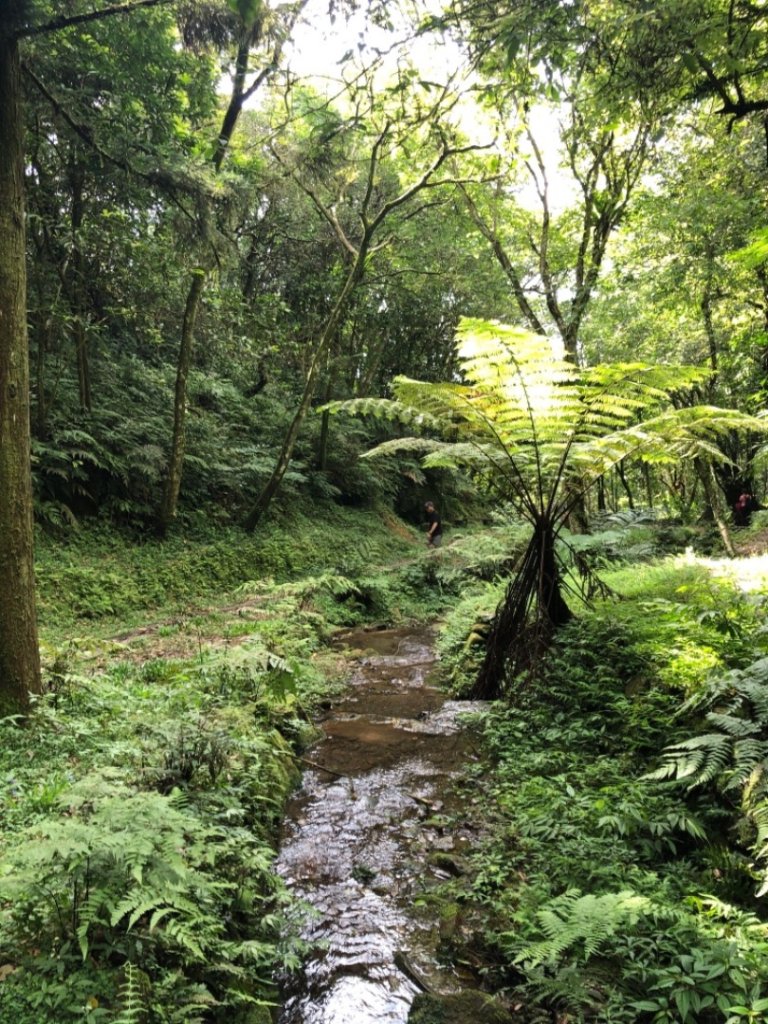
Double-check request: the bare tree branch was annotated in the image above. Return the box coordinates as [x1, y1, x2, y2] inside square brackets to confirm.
[16, 0, 174, 40]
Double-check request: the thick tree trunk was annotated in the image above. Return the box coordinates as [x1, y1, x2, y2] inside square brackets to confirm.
[159, 270, 205, 533]
[0, 20, 42, 713]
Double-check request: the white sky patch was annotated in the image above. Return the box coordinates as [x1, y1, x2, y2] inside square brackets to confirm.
[215, 0, 574, 228]
[279, 0, 497, 148]
[283, 3, 575, 214]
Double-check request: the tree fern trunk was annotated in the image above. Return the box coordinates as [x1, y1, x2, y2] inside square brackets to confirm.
[643, 463, 654, 508]
[472, 517, 571, 699]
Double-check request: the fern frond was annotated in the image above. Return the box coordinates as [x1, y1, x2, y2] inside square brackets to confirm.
[644, 733, 733, 788]
[512, 889, 655, 967]
[112, 963, 147, 1024]
[322, 396, 442, 432]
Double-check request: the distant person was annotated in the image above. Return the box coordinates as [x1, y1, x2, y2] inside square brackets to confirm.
[425, 501, 442, 548]
[734, 491, 752, 526]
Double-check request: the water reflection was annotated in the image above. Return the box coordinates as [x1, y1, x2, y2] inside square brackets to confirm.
[276, 628, 486, 1024]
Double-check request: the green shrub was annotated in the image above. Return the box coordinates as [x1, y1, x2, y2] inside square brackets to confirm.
[445, 594, 768, 1023]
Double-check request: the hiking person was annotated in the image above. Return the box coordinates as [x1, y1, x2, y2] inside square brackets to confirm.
[734, 491, 756, 526]
[425, 501, 442, 548]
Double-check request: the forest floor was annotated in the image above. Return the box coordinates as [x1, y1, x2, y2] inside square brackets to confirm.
[8, 510, 768, 1024]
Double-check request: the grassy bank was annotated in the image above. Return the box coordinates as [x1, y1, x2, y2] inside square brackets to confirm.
[35, 507, 417, 639]
[431, 548, 768, 1024]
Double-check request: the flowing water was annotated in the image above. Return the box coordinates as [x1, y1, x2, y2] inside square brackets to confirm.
[276, 626, 486, 1024]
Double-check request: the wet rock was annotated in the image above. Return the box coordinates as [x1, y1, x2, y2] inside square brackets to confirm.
[235, 1007, 272, 1024]
[408, 992, 515, 1024]
[428, 852, 465, 876]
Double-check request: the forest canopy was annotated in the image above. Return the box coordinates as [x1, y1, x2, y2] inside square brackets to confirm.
[6, 3, 768, 1023]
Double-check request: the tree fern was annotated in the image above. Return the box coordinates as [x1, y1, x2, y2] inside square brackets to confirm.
[326, 317, 765, 696]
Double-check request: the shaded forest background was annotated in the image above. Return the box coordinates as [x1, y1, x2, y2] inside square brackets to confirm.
[12, 0, 768, 542]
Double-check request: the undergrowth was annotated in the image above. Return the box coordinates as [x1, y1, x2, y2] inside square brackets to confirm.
[35, 506, 415, 639]
[3, 507, 523, 1021]
[0, 613, 343, 1023]
[435, 555, 768, 1024]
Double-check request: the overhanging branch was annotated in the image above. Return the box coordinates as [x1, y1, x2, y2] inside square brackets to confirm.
[16, 0, 175, 40]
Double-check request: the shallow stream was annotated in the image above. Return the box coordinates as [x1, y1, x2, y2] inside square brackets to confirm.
[276, 625, 486, 1024]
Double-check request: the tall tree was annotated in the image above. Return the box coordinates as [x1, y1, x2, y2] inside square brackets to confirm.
[244, 65, 484, 526]
[0, 0, 40, 714]
[158, 0, 307, 534]
[0, 0, 181, 714]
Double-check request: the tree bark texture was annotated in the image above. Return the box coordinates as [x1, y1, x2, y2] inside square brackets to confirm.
[0, 18, 42, 713]
[159, 270, 205, 534]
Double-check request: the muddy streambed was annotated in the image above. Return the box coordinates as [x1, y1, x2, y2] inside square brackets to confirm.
[276, 626, 486, 1024]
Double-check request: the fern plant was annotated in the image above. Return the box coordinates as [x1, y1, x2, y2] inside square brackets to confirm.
[512, 889, 657, 967]
[328, 317, 764, 696]
[0, 772, 288, 1018]
[647, 656, 768, 893]
[112, 962, 147, 1024]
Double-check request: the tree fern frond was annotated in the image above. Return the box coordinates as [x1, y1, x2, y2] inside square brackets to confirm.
[322, 396, 442, 432]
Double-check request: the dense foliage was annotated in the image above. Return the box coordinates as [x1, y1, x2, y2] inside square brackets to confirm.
[434, 540, 768, 1023]
[4, 0, 768, 1020]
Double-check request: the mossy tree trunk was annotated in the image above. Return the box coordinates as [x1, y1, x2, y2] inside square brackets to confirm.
[158, 268, 206, 535]
[0, 10, 42, 714]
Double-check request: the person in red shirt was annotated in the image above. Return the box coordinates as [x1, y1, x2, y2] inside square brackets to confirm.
[734, 492, 753, 526]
